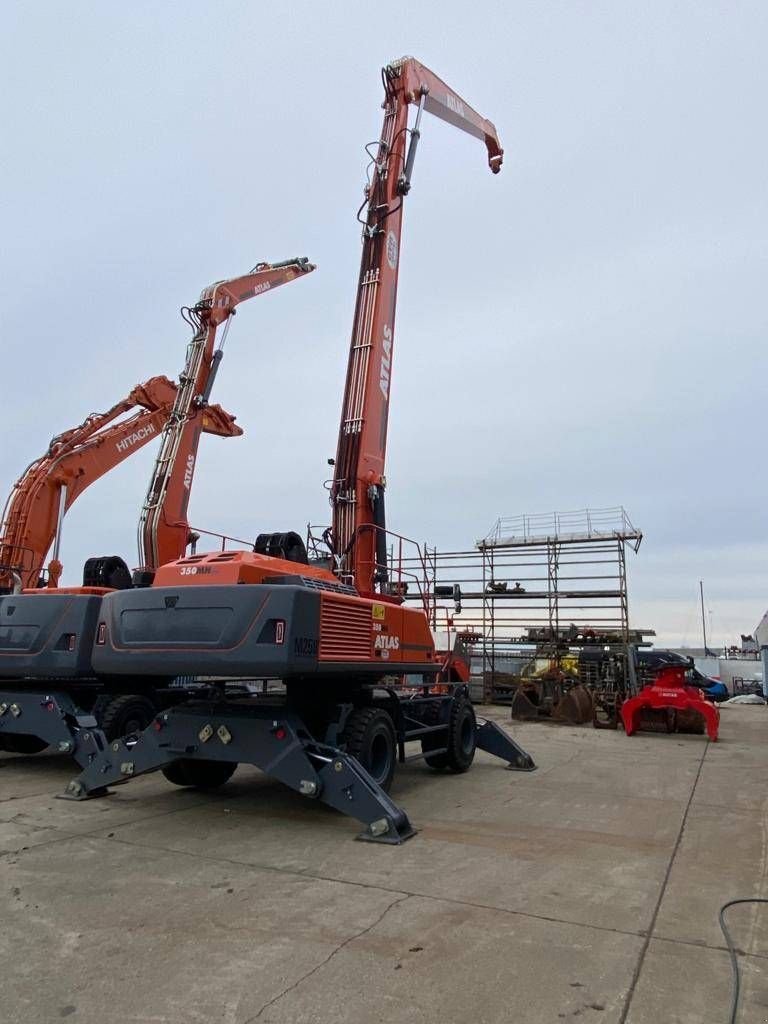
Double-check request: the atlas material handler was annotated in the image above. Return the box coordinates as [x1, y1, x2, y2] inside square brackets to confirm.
[0, 258, 314, 754]
[61, 58, 535, 844]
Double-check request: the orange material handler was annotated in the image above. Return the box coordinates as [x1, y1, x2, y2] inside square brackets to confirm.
[66, 59, 533, 843]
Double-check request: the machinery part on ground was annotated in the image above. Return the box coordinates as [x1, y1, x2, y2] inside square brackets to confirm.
[161, 759, 238, 789]
[510, 678, 594, 725]
[675, 708, 706, 734]
[339, 706, 397, 791]
[509, 685, 541, 720]
[552, 684, 594, 725]
[0, 376, 241, 592]
[621, 665, 719, 741]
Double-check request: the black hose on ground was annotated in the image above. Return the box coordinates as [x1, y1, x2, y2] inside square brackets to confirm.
[718, 897, 768, 1023]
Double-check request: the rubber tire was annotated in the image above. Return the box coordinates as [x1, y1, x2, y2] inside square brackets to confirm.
[340, 707, 397, 792]
[422, 696, 477, 773]
[0, 733, 49, 754]
[97, 694, 157, 742]
[161, 760, 237, 789]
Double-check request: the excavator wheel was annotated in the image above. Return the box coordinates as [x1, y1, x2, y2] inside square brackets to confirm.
[161, 760, 238, 789]
[96, 694, 157, 742]
[422, 695, 477, 773]
[0, 733, 49, 754]
[340, 706, 397, 792]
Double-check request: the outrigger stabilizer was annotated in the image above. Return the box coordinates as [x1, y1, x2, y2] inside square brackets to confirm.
[62, 687, 536, 844]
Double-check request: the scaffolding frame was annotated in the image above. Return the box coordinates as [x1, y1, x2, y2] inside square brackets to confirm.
[399, 508, 644, 702]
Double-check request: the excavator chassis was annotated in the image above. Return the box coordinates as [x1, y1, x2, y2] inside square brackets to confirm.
[0, 683, 208, 761]
[0, 592, 207, 756]
[63, 685, 536, 844]
[0, 689, 110, 760]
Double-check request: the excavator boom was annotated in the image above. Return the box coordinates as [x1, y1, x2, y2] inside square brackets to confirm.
[137, 258, 315, 572]
[0, 377, 240, 591]
[331, 57, 502, 593]
[395, 57, 503, 173]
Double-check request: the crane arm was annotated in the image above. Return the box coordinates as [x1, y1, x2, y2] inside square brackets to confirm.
[138, 258, 315, 572]
[331, 58, 502, 594]
[394, 57, 503, 176]
[0, 377, 241, 590]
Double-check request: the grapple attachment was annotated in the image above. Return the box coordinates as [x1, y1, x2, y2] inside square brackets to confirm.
[621, 665, 719, 741]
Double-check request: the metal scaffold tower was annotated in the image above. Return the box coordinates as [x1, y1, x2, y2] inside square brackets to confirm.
[398, 508, 646, 705]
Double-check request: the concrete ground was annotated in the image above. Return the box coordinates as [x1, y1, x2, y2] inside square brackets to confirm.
[1, 705, 767, 1024]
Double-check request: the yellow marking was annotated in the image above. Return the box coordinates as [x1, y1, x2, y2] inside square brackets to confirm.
[372, 604, 386, 620]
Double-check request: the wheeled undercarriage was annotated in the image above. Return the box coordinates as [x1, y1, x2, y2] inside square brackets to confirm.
[64, 680, 536, 843]
[0, 586, 536, 842]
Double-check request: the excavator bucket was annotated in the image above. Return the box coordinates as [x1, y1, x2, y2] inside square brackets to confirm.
[201, 403, 242, 437]
[510, 685, 540, 720]
[553, 684, 594, 725]
[510, 680, 593, 725]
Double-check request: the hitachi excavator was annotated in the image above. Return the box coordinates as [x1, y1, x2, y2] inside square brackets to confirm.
[0, 377, 240, 594]
[0, 258, 314, 750]
[56, 58, 534, 843]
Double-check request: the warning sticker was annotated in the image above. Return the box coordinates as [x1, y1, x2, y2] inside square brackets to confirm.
[372, 604, 386, 621]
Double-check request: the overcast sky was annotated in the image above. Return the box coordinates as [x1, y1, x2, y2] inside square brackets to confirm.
[2, 2, 765, 648]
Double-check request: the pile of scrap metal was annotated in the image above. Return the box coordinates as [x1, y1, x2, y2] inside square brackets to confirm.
[508, 652, 609, 725]
[500, 626, 642, 725]
[505, 640, 721, 739]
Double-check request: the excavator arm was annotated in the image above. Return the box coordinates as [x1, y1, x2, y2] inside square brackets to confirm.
[331, 58, 503, 593]
[0, 376, 241, 591]
[394, 57, 503, 176]
[138, 258, 315, 572]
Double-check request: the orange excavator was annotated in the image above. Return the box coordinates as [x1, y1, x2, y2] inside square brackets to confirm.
[0, 258, 315, 749]
[60, 58, 534, 842]
[0, 258, 314, 596]
[0, 378, 240, 593]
